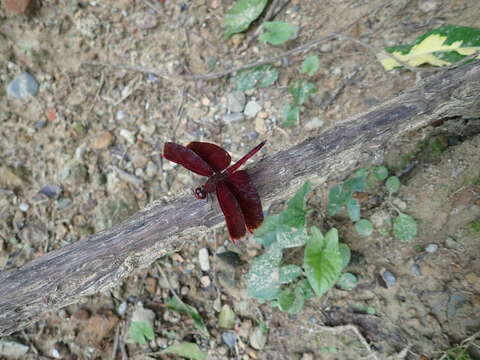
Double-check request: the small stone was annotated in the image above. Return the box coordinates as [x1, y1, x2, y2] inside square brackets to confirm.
[120, 128, 136, 144]
[201, 97, 211, 106]
[410, 262, 422, 276]
[301, 353, 314, 360]
[249, 327, 267, 350]
[445, 236, 461, 249]
[255, 117, 267, 134]
[200, 275, 211, 288]
[418, 0, 437, 13]
[244, 100, 262, 118]
[116, 110, 127, 121]
[146, 161, 158, 177]
[392, 198, 407, 210]
[425, 244, 438, 253]
[51, 348, 61, 359]
[145, 277, 157, 294]
[117, 301, 127, 316]
[227, 91, 246, 113]
[222, 331, 237, 349]
[19, 202, 29, 212]
[381, 270, 396, 288]
[370, 210, 392, 229]
[0, 340, 29, 358]
[223, 113, 245, 124]
[198, 248, 210, 271]
[45, 107, 57, 121]
[218, 304, 236, 329]
[134, 12, 158, 29]
[91, 132, 115, 150]
[3, 0, 34, 14]
[39, 184, 62, 198]
[171, 253, 184, 263]
[6, 72, 39, 101]
[305, 117, 325, 130]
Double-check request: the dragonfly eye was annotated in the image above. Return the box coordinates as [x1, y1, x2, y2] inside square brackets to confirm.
[194, 186, 207, 200]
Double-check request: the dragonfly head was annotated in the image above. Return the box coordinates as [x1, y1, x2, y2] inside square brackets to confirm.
[194, 186, 207, 200]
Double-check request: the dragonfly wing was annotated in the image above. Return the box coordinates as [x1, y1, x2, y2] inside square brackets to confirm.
[163, 142, 214, 176]
[225, 170, 264, 233]
[187, 142, 231, 172]
[216, 180, 246, 241]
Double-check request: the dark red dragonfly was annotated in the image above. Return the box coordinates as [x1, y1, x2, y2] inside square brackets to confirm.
[163, 141, 266, 242]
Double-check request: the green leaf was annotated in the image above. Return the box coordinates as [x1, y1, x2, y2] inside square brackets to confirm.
[301, 54, 320, 76]
[373, 166, 389, 181]
[336, 272, 358, 291]
[246, 245, 283, 299]
[346, 198, 360, 222]
[339, 243, 351, 269]
[254, 214, 284, 247]
[355, 219, 373, 237]
[259, 21, 298, 45]
[379, 24, 480, 70]
[282, 181, 311, 228]
[344, 175, 367, 192]
[277, 227, 309, 248]
[128, 321, 154, 345]
[278, 286, 305, 313]
[282, 102, 300, 126]
[304, 227, 343, 298]
[255, 182, 311, 246]
[166, 297, 209, 337]
[296, 278, 315, 300]
[289, 79, 317, 105]
[162, 342, 207, 360]
[393, 213, 417, 242]
[279, 264, 303, 284]
[224, 0, 268, 38]
[233, 65, 278, 92]
[327, 185, 348, 216]
[385, 176, 401, 193]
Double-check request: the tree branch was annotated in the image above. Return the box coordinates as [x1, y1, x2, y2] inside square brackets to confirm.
[1, 61, 480, 336]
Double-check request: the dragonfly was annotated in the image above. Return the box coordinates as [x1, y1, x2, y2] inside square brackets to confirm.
[163, 140, 266, 242]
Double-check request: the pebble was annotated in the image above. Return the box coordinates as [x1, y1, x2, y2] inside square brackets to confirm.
[3, 0, 34, 14]
[6, 72, 39, 101]
[255, 117, 267, 134]
[202, 97, 211, 106]
[381, 270, 396, 288]
[120, 128, 136, 144]
[425, 244, 438, 253]
[39, 184, 62, 198]
[371, 210, 392, 229]
[305, 117, 325, 130]
[200, 275, 211, 288]
[0, 340, 29, 358]
[418, 0, 437, 13]
[222, 331, 237, 349]
[116, 110, 127, 121]
[227, 91, 246, 113]
[410, 262, 422, 276]
[198, 248, 210, 271]
[91, 131, 115, 150]
[223, 113, 245, 124]
[244, 100, 262, 118]
[146, 161, 158, 177]
[19, 202, 29, 212]
[249, 327, 267, 350]
[392, 198, 407, 210]
[134, 12, 158, 29]
[218, 304, 236, 329]
[117, 301, 127, 316]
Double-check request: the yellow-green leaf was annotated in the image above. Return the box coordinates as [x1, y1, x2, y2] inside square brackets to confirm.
[378, 25, 480, 70]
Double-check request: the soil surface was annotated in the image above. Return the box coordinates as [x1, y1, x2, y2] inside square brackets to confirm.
[1, 1, 480, 359]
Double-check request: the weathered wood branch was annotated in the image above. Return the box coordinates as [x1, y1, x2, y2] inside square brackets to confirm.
[1, 62, 480, 337]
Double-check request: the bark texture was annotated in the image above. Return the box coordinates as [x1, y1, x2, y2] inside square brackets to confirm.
[1, 61, 480, 336]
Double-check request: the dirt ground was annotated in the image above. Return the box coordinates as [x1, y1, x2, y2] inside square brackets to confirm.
[1, 0, 480, 359]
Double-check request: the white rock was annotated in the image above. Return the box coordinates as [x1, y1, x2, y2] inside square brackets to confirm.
[198, 248, 210, 271]
[244, 100, 262, 118]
